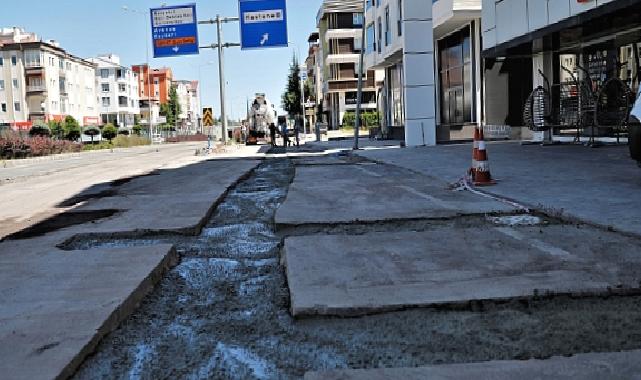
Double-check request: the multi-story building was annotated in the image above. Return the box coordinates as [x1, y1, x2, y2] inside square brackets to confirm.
[317, 0, 379, 130]
[174, 79, 201, 134]
[364, 0, 436, 146]
[481, 0, 641, 141]
[305, 32, 323, 128]
[87, 54, 139, 129]
[0, 28, 98, 130]
[131, 65, 172, 133]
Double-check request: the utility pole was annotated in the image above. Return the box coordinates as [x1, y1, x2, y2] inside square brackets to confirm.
[354, 0, 367, 150]
[199, 16, 240, 144]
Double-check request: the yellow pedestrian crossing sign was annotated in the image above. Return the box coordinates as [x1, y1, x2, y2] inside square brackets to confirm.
[203, 107, 214, 127]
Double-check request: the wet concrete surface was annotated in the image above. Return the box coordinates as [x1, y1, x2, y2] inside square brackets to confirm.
[72, 158, 641, 379]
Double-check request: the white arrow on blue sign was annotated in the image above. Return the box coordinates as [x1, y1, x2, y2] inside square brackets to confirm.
[150, 3, 200, 58]
[238, 0, 288, 50]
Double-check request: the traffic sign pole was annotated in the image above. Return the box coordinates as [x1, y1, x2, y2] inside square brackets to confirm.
[217, 15, 228, 144]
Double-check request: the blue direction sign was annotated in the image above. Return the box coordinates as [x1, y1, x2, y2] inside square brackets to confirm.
[239, 0, 288, 50]
[150, 3, 199, 58]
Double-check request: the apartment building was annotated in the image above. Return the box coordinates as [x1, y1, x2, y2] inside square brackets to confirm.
[174, 80, 201, 134]
[364, 0, 435, 146]
[0, 28, 98, 129]
[482, 0, 640, 141]
[131, 65, 172, 133]
[305, 32, 323, 128]
[317, 0, 379, 130]
[87, 54, 140, 129]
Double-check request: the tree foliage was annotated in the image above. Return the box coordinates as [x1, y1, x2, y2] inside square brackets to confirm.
[342, 111, 380, 128]
[132, 125, 142, 136]
[281, 54, 302, 117]
[102, 123, 118, 142]
[63, 116, 81, 141]
[48, 120, 64, 140]
[30, 121, 51, 137]
[83, 126, 100, 144]
[160, 86, 182, 128]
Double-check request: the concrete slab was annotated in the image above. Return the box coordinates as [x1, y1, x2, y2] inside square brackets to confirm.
[0, 242, 177, 380]
[304, 350, 641, 379]
[356, 143, 641, 236]
[76, 159, 259, 235]
[275, 164, 513, 227]
[283, 225, 641, 316]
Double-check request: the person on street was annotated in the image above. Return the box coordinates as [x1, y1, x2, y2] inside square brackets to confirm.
[294, 116, 301, 148]
[269, 123, 277, 146]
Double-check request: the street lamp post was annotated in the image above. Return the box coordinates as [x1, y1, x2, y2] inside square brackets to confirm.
[122, 5, 155, 143]
[354, 0, 367, 150]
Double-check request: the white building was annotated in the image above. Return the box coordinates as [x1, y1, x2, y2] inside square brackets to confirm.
[87, 54, 140, 130]
[364, 0, 436, 146]
[0, 28, 98, 130]
[481, 0, 639, 141]
[174, 80, 201, 134]
[317, 0, 379, 130]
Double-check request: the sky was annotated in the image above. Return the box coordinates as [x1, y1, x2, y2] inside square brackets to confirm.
[1, 0, 322, 120]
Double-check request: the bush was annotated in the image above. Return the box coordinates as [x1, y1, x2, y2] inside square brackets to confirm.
[102, 123, 118, 142]
[30, 122, 51, 138]
[48, 121, 64, 140]
[342, 111, 356, 128]
[83, 135, 150, 151]
[118, 129, 130, 136]
[342, 111, 379, 129]
[0, 130, 81, 159]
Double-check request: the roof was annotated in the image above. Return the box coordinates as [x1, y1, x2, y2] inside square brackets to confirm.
[317, 0, 363, 25]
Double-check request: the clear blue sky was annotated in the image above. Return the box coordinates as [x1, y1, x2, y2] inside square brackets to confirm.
[1, 0, 322, 119]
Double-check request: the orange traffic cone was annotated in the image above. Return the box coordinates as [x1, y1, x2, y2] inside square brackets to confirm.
[471, 126, 496, 186]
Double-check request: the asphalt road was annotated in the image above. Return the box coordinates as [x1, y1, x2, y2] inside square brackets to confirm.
[0, 142, 208, 240]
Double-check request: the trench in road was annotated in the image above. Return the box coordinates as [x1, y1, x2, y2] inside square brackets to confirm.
[72, 158, 641, 379]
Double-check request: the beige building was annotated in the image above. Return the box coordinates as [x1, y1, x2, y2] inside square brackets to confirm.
[0, 28, 98, 130]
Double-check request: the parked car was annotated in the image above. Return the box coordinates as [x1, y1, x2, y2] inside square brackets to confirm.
[628, 90, 641, 167]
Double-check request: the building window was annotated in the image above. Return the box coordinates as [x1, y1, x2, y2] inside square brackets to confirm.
[438, 26, 473, 125]
[59, 59, 64, 69]
[0, 80, 4, 90]
[398, 0, 403, 36]
[12, 79, 18, 89]
[100, 69, 109, 79]
[14, 102, 20, 112]
[385, 6, 390, 46]
[119, 83, 126, 92]
[0, 57, 3, 66]
[1, 103, 6, 112]
[366, 23, 375, 53]
[377, 17, 382, 53]
[24, 50, 41, 67]
[11, 56, 17, 66]
[102, 83, 110, 92]
[102, 97, 110, 107]
[353, 13, 364, 26]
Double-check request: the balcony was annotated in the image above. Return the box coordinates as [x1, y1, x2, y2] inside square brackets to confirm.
[26, 85, 47, 94]
[325, 29, 361, 42]
[326, 53, 360, 65]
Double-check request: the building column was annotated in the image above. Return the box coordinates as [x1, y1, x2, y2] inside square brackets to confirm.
[402, 0, 436, 146]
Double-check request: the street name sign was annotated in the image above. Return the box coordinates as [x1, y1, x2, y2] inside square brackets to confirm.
[151, 3, 200, 58]
[238, 0, 288, 50]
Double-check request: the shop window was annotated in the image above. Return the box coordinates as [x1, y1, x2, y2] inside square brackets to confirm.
[438, 26, 474, 125]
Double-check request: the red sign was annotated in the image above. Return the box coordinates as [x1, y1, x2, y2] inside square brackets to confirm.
[84, 116, 100, 126]
[10, 121, 33, 131]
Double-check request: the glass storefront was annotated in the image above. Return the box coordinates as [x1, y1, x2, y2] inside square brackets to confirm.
[438, 25, 473, 126]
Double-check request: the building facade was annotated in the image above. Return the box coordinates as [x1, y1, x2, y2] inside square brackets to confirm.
[482, 0, 640, 141]
[304, 32, 322, 129]
[317, 0, 379, 130]
[88, 54, 139, 129]
[131, 65, 173, 134]
[174, 79, 201, 134]
[364, 0, 436, 146]
[0, 28, 98, 130]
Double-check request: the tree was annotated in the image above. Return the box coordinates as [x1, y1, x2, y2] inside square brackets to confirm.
[30, 121, 51, 137]
[160, 86, 182, 128]
[48, 120, 63, 140]
[132, 124, 142, 136]
[102, 123, 118, 142]
[63, 116, 81, 141]
[304, 78, 315, 102]
[281, 54, 302, 117]
[83, 126, 100, 144]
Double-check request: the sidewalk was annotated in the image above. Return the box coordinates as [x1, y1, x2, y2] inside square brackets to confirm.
[356, 142, 641, 236]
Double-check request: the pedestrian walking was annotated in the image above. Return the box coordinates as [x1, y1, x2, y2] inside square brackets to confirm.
[294, 116, 301, 148]
[269, 123, 277, 146]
